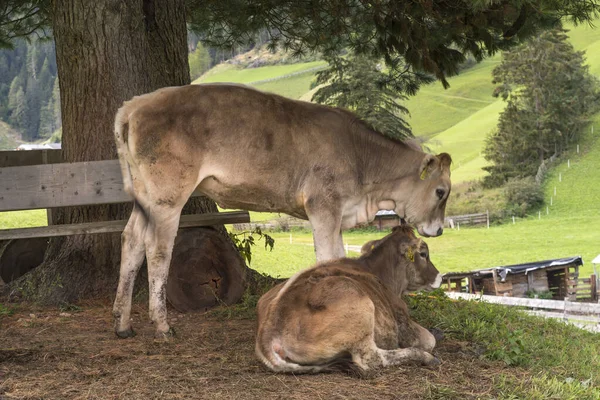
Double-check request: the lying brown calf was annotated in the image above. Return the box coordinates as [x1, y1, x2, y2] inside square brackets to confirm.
[255, 225, 442, 373]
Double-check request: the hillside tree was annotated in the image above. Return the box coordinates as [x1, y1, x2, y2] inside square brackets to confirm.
[312, 53, 433, 141]
[484, 29, 599, 186]
[188, 42, 212, 80]
[1, 0, 599, 302]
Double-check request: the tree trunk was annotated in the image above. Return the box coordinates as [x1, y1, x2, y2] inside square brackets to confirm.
[16, 0, 224, 304]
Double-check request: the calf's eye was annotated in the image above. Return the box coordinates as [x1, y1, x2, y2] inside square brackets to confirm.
[436, 189, 445, 199]
[419, 252, 427, 258]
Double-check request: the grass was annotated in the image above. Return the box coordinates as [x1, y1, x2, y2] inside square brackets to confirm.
[254, 70, 318, 100]
[0, 209, 47, 229]
[428, 99, 504, 184]
[247, 218, 598, 278]
[0, 120, 20, 150]
[194, 60, 326, 85]
[406, 57, 500, 138]
[408, 291, 600, 399]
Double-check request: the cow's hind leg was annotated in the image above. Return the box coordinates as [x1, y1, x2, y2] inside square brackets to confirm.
[352, 341, 439, 371]
[113, 204, 148, 338]
[144, 204, 183, 339]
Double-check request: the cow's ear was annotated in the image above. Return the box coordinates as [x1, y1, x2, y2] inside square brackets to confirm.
[419, 154, 438, 180]
[401, 243, 415, 262]
[437, 153, 452, 175]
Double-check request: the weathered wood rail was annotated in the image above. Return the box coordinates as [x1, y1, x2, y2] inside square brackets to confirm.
[0, 150, 250, 240]
[446, 292, 600, 333]
[444, 211, 489, 229]
[570, 275, 598, 302]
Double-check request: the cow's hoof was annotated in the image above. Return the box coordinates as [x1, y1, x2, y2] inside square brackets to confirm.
[428, 328, 445, 342]
[115, 327, 136, 339]
[425, 356, 441, 367]
[154, 327, 176, 340]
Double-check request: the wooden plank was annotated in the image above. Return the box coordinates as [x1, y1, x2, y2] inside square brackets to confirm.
[525, 310, 600, 324]
[0, 160, 204, 211]
[0, 211, 250, 240]
[446, 292, 600, 314]
[0, 160, 126, 211]
[0, 149, 63, 167]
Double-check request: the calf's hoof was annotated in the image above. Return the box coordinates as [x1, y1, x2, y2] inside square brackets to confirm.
[428, 328, 444, 342]
[115, 327, 136, 339]
[154, 326, 176, 341]
[425, 356, 441, 367]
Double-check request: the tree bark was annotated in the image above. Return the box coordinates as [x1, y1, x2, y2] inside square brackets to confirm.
[17, 0, 223, 304]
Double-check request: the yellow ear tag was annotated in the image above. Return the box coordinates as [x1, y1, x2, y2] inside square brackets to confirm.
[420, 169, 428, 180]
[405, 246, 414, 262]
[371, 245, 375, 250]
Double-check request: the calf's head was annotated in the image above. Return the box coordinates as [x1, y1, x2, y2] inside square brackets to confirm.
[365, 225, 442, 295]
[400, 235, 442, 292]
[397, 153, 452, 238]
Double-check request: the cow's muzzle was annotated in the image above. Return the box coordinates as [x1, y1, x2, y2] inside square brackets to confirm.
[417, 224, 443, 237]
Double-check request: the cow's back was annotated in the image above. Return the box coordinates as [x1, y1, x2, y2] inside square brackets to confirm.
[124, 84, 361, 215]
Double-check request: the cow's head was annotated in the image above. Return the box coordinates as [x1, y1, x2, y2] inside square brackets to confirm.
[364, 225, 442, 295]
[397, 153, 452, 238]
[400, 234, 442, 292]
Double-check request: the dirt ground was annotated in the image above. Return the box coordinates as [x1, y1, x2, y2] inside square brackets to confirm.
[1, 302, 521, 400]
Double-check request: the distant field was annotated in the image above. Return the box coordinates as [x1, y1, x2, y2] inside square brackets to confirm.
[0, 210, 47, 229]
[0, 120, 20, 150]
[429, 99, 505, 183]
[406, 57, 500, 138]
[194, 61, 326, 85]
[249, 216, 598, 278]
[254, 70, 317, 100]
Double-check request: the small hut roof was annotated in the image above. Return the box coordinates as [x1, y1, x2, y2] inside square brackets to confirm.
[442, 256, 583, 280]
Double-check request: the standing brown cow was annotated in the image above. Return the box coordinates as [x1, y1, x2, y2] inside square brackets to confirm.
[112, 84, 451, 338]
[256, 225, 442, 373]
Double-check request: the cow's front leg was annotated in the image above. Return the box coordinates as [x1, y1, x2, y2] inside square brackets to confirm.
[398, 320, 437, 353]
[305, 204, 344, 262]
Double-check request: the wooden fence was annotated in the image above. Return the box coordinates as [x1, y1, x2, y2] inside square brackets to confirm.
[446, 292, 600, 333]
[445, 211, 489, 229]
[570, 275, 598, 302]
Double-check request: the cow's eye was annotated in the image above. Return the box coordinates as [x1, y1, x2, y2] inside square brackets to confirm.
[419, 252, 427, 258]
[436, 189, 445, 199]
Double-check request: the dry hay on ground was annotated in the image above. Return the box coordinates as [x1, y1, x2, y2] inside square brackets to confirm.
[1, 303, 523, 399]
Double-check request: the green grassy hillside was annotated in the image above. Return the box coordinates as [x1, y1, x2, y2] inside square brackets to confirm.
[194, 60, 325, 86]
[406, 57, 500, 138]
[420, 21, 600, 183]
[0, 120, 20, 150]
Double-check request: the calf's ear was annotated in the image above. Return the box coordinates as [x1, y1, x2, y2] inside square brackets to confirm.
[400, 243, 415, 262]
[419, 154, 438, 180]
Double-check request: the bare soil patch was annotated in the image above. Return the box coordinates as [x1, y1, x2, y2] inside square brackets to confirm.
[0, 303, 522, 399]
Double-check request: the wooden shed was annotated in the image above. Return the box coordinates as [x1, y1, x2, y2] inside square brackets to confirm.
[442, 256, 584, 300]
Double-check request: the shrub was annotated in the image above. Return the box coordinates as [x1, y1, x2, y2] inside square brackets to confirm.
[503, 177, 544, 217]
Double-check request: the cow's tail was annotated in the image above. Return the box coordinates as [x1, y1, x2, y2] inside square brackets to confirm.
[114, 104, 148, 220]
[255, 337, 330, 374]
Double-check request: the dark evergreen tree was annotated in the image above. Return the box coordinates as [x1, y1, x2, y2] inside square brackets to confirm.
[188, 42, 212, 80]
[312, 53, 433, 141]
[484, 29, 599, 186]
[10, 86, 26, 130]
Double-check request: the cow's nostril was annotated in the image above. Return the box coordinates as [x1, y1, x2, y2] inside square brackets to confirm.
[437, 227, 443, 236]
